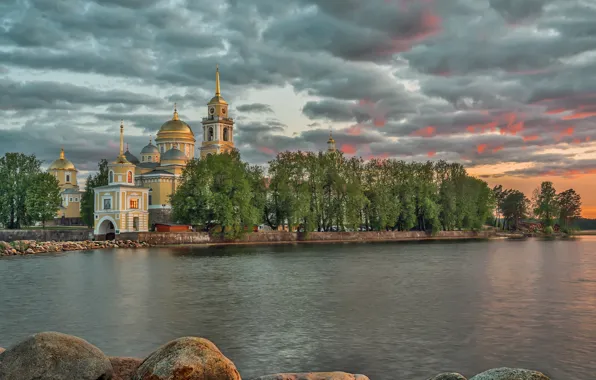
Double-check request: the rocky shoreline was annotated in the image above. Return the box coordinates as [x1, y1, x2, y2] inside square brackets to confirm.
[0, 332, 552, 380]
[0, 240, 150, 256]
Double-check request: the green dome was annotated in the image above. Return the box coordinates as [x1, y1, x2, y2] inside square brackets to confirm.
[161, 147, 186, 161]
[141, 143, 159, 154]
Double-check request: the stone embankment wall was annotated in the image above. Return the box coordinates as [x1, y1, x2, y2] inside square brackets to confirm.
[1, 229, 492, 245]
[120, 230, 493, 246]
[0, 229, 93, 243]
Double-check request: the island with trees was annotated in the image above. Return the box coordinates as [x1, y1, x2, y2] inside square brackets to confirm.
[0, 150, 586, 242]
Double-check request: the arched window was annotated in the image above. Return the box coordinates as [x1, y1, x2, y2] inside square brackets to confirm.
[160, 145, 165, 153]
[66, 173, 70, 182]
[127, 171, 133, 183]
[148, 156, 152, 162]
[148, 189, 152, 205]
[208, 127, 214, 141]
[223, 127, 229, 142]
[109, 171, 114, 183]
[142, 156, 145, 162]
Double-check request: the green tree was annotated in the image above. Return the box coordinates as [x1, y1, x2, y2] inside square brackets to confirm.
[171, 151, 258, 237]
[557, 189, 582, 229]
[502, 190, 529, 230]
[533, 181, 559, 227]
[25, 172, 61, 227]
[0, 153, 42, 229]
[492, 185, 507, 229]
[246, 164, 267, 226]
[80, 159, 109, 227]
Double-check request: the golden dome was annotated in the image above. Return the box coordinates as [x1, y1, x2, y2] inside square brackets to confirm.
[208, 95, 227, 105]
[157, 104, 194, 135]
[159, 120, 194, 133]
[49, 148, 76, 171]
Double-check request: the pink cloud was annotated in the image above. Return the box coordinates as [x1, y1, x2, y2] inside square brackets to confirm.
[258, 147, 276, 155]
[411, 126, 436, 137]
[341, 144, 357, 155]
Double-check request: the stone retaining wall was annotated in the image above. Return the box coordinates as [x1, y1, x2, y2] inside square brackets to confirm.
[124, 230, 492, 246]
[0, 229, 93, 243]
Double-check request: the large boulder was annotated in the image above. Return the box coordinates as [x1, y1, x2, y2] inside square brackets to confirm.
[429, 373, 467, 380]
[250, 373, 369, 380]
[470, 368, 550, 380]
[111, 357, 142, 380]
[133, 337, 241, 380]
[0, 331, 113, 380]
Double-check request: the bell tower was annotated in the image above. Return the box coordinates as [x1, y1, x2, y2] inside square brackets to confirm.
[200, 65, 235, 158]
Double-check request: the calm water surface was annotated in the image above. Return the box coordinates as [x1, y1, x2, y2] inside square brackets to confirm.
[1, 238, 596, 379]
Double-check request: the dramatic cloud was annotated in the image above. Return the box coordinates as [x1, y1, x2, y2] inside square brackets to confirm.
[2, 0, 596, 211]
[236, 103, 274, 114]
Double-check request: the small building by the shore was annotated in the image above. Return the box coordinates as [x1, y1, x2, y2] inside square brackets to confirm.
[93, 122, 150, 240]
[48, 148, 84, 226]
[154, 223, 192, 232]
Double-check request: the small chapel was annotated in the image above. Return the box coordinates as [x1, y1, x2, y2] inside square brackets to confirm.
[93, 67, 236, 237]
[48, 148, 83, 225]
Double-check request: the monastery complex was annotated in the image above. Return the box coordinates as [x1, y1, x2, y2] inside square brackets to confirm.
[49, 67, 237, 237]
[47, 67, 339, 238]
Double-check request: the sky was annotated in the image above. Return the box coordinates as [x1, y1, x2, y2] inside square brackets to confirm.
[2, 0, 596, 216]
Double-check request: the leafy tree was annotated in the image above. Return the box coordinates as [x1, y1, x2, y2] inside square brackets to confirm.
[171, 151, 258, 237]
[501, 190, 529, 230]
[25, 172, 61, 227]
[533, 181, 559, 227]
[0, 153, 42, 229]
[246, 164, 267, 226]
[80, 159, 109, 227]
[492, 185, 507, 229]
[557, 189, 582, 229]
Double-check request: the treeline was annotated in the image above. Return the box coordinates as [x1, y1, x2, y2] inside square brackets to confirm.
[493, 182, 582, 232]
[0, 153, 61, 228]
[571, 218, 596, 230]
[171, 151, 494, 235]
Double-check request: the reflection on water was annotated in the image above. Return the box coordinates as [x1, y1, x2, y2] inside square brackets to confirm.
[1, 238, 596, 380]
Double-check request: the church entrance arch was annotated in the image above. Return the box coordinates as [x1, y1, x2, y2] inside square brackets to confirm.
[95, 216, 117, 240]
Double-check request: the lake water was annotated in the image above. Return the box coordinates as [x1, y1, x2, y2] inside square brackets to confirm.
[1, 238, 595, 379]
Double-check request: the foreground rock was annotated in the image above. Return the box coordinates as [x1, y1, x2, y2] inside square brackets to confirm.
[0, 239, 151, 256]
[0, 331, 113, 380]
[133, 337, 241, 380]
[470, 368, 550, 380]
[251, 372, 369, 380]
[428, 373, 467, 380]
[111, 357, 143, 380]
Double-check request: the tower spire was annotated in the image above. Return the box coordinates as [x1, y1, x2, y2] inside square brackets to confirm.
[327, 127, 336, 153]
[215, 64, 221, 96]
[119, 120, 124, 157]
[60, 147, 65, 160]
[149, 135, 152, 145]
[172, 103, 179, 121]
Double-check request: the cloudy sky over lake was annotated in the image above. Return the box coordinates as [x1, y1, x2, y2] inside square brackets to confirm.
[2, 0, 596, 214]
